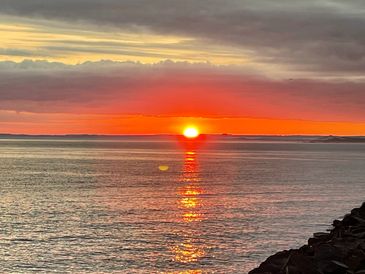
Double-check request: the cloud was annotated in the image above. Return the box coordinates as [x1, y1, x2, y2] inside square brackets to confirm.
[0, 60, 365, 122]
[0, 0, 365, 75]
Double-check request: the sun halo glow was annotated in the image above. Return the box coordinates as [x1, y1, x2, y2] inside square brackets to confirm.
[183, 127, 200, 139]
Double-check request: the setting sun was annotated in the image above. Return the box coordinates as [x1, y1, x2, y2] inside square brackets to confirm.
[183, 127, 200, 139]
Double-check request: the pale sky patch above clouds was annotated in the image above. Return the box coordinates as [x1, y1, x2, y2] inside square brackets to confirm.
[0, 0, 364, 77]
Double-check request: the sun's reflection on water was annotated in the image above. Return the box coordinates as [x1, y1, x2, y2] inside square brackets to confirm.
[172, 150, 207, 269]
[173, 240, 205, 263]
[179, 151, 204, 223]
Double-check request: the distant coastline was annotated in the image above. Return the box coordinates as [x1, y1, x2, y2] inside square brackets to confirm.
[1, 134, 365, 143]
[310, 136, 365, 143]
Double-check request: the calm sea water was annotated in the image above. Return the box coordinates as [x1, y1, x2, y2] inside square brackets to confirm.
[1, 137, 365, 273]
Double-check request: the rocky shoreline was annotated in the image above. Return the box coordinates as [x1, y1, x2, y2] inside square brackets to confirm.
[249, 203, 365, 274]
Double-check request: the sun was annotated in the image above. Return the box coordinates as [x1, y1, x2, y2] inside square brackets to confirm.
[183, 126, 200, 139]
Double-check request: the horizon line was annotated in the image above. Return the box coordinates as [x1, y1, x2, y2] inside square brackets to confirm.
[1, 133, 365, 138]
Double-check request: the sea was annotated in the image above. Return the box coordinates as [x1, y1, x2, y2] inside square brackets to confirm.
[1, 136, 365, 273]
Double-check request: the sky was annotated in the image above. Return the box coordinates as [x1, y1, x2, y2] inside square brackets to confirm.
[1, 0, 365, 135]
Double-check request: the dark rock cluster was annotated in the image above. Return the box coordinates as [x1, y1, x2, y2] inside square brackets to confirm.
[249, 203, 365, 274]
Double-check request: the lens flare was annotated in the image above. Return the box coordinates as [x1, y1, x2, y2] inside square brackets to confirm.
[158, 165, 169, 171]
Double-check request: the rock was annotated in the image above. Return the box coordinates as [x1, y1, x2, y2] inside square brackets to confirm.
[249, 202, 365, 274]
[288, 252, 320, 274]
[313, 243, 342, 263]
[319, 260, 348, 274]
[345, 248, 365, 270]
[359, 203, 365, 218]
[314, 232, 330, 238]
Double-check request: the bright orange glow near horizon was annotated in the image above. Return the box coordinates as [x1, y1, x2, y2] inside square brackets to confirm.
[2, 111, 365, 136]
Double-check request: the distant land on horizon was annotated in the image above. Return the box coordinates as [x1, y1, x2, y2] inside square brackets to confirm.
[1, 133, 365, 143]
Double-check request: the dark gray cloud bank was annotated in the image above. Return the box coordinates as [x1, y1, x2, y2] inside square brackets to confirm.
[1, 0, 365, 75]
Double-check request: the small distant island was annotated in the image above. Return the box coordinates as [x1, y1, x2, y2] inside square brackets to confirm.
[250, 202, 365, 274]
